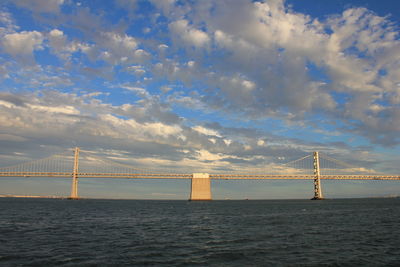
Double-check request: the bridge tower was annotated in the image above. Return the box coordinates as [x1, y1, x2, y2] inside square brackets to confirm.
[311, 151, 324, 200]
[69, 147, 80, 199]
[190, 173, 212, 201]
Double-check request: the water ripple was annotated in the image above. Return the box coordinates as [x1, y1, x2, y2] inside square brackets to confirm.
[0, 198, 400, 266]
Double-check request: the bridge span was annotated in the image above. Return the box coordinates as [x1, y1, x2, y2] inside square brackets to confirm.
[1, 148, 399, 200]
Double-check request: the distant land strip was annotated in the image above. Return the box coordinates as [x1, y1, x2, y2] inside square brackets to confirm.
[0, 195, 66, 199]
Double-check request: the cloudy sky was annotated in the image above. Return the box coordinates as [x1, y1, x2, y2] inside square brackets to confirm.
[1, 0, 400, 199]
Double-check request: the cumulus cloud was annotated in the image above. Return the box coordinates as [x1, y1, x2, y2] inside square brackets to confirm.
[153, 0, 400, 145]
[169, 19, 210, 49]
[47, 26, 148, 68]
[0, 0, 399, 177]
[47, 29, 84, 61]
[2, 31, 43, 63]
[72, 31, 150, 66]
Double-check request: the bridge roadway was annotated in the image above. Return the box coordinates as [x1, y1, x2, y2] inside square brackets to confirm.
[1, 172, 400, 180]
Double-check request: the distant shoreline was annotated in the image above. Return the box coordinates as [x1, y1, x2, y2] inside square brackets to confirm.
[0, 195, 67, 199]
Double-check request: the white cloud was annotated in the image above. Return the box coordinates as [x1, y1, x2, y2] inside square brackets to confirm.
[150, 0, 177, 16]
[121, 85, 150, 98]
[47, 29, 81, 61]
[160, 0, 400, 145]
[0, 11, 18, 34]
[196, 149, 224, 161]
[192, 126, 222, 137]
[1, 0, 400, 179]
[169, 94, 207, 111]
[2, 31, 43, 62]
[160, 85, 172, 93]
[27, 104, 80, 115]
[126, 65, 146, 76]
[99, 114, 184, 141]
[0, 100, 15, 108]
[169, 19, 210, 49]
[257, 140, 265, 146]
[223, 139, 232, 146]
[158, 44, 169, 50]
[103, 32, 137, 51]
[83, 32, 150, 65]
[0, 88, 392, 174]
[116, 0, 138, 14]
[0, 63, 10, 79]
[14, 0, 64, 14]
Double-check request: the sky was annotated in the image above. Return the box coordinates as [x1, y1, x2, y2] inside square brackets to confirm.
[0, 0, 400, 199]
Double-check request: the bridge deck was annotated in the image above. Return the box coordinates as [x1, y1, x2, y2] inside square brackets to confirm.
[1, 172, 399, 180]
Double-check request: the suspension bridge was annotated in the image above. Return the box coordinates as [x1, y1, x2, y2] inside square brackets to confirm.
[0, 147, 399, 200]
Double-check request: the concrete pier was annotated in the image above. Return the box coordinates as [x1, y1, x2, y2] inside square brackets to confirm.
[190, 173, 211, 201]
[311, 151, 324, 200]
[70, 147, 80, 199]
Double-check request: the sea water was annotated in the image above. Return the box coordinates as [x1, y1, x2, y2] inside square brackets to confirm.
[0, 198, 399, 266]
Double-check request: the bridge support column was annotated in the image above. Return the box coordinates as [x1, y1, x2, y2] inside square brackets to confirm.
[69, 147, 80, 199]
[190, 173, 211, 201]
[311, 151, 324, 200]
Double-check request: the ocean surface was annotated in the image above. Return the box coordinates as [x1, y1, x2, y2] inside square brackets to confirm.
[0, 198, 399, 266]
